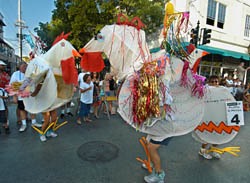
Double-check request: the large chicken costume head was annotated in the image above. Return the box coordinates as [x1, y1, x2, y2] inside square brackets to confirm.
[23, 33, 80, 114]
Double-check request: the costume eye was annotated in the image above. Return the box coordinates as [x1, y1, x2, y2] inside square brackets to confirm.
[95, 32, 105, 42]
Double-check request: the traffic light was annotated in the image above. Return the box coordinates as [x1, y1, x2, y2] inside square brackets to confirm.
[190, 28, 199, 47]
[202, 28, 212, 45]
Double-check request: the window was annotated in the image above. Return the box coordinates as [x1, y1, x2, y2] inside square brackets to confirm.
[206, 0, 226, 29]
[217, 4, 226, 29]
[206, 0, 217, 26]
[244, 15, 250, 37]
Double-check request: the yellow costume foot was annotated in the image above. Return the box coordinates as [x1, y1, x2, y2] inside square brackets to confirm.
[207, 146, 240, 157]
[52, 118, 68, 131]
[32, 118, 68, 135]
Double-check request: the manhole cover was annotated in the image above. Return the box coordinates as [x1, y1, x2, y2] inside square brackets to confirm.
[77, 141, 119, 162]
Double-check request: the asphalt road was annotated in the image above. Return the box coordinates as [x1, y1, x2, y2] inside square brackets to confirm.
[0, 103, 249, 183]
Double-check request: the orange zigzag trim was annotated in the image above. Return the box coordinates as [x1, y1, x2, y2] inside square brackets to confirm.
[195, 121, 240, 134]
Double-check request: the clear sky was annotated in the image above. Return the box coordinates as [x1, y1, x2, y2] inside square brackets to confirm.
[0, 0, 55, 56]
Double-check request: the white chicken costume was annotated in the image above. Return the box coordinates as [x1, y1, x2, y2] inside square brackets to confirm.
[81, 13, 241, 159]
[82, 14, 208, 141]
[22, 34, 79, 114]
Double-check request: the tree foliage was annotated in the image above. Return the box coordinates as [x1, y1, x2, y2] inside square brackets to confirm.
[35, 0, 168, 51]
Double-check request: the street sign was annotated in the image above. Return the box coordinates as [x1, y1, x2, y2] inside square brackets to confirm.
[226, 101, 244, 126]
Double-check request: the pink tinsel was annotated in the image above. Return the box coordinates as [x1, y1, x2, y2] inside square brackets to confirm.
[180, 60, 190, 88]
[191, 74, 206, 99]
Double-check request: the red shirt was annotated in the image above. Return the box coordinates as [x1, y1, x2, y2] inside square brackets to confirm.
[0, 72, 10, 88]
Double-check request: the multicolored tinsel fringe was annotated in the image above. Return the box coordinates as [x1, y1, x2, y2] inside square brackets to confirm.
[132, 56, 169, 127]
[162, 12, 190, 59]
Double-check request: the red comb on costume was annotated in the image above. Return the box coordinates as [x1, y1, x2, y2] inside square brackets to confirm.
[52, 32, 71, 46]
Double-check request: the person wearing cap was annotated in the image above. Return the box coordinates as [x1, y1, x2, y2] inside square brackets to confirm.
[0, 61, 10, 134]
[0, 61, 10, 89]
[0, 61, 10, 124]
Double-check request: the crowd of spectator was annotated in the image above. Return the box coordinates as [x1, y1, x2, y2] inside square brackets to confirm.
[0, 61, 118, 139]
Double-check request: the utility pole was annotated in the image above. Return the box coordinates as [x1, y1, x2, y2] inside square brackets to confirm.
[18, 0, 22, 62]
[15, 0, 28, 64]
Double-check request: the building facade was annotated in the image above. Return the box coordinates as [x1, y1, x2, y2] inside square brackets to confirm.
[171, 0, 250, 82]
[0, 12, 18, 74]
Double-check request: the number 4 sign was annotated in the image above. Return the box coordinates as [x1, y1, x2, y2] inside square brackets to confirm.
[226, 101, 244, 126]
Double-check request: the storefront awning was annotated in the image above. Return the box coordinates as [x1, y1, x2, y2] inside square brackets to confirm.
[197, 45, 250, 61]
[150, 43, 250, 61]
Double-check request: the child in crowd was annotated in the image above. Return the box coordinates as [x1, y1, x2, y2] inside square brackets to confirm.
[102, 73, 113, 114]
[77, 74, 94, 124]
[0, 88, 10, 134]
[226, 75, 234, 95]
[91, 72, 101, 118]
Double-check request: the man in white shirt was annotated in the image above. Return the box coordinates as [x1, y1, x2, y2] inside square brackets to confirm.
[236, 62, 250, 81]
[9, 62, 41, 132]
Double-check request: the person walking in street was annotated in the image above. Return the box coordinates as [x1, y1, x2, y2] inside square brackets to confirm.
[29, 80, 58, 142]
[9, 62, 41, 132]
[9, 62, 28, 132]
[143, 137, 172, 183]
[77, 74, 94, 124]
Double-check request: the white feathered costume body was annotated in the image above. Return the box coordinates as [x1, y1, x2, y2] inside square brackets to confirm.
[82, 20, 240, 144]
[22, 38, 78, 114]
